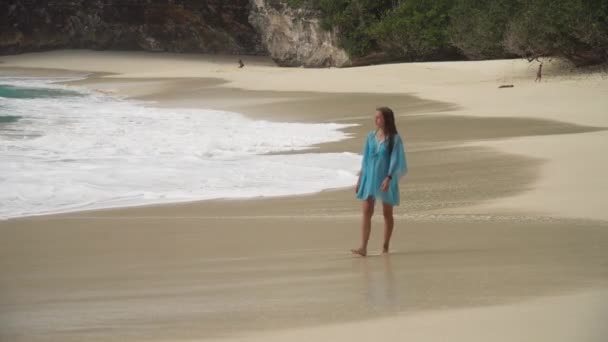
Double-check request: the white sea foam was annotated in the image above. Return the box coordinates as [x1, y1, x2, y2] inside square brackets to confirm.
[0, 78, 361, 219]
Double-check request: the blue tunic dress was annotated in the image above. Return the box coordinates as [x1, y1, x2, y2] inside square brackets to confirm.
[356, 130, 408, 206]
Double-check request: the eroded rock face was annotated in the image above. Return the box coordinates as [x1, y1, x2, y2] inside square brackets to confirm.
[248, 0, 351, 67]
[1, 0, 353, 67]
[0, 0, 265, 55]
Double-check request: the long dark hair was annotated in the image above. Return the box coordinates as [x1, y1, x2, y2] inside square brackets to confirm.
[377, 106, 398, 155]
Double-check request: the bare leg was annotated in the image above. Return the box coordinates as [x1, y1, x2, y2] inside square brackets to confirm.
[352, 197, 374, 256]
[382, 202, 394, 254]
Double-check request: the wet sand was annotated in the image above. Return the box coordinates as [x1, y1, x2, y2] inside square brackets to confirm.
[1, 51, 607, 341]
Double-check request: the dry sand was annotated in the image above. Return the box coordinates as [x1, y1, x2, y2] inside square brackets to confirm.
[1, 50, 607, 341]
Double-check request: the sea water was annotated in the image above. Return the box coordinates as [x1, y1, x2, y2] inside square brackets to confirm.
[0, 77, 361, 219]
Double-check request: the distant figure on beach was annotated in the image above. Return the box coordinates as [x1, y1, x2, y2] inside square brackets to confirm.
[535, 62, 543, 82]
[352, 107, 408, 257]
[238, 59, 245, 68]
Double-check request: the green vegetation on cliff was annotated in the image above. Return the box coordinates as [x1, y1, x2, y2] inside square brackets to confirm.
[288, 0, 608, 66]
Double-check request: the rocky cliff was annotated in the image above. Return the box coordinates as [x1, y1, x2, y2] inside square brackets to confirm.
[0, 0, 351, 68]
[248, 0, 350, 67]
[0, 0, 265, 55]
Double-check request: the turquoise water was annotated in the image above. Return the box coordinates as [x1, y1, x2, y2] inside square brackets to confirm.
[0, 84, 82, 99]
[0, 83, 83, 125]
[0, 115, 21, 123]
[0, 83, 84, 139]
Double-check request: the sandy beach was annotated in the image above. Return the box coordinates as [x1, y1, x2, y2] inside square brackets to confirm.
[1, 50, 607, 341]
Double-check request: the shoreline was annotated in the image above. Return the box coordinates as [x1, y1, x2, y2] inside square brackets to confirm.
[3, 59, 605, 221]
[4, 50, 608, 220]
[1, 68, 366, 221]
[1, 50, 607, 341]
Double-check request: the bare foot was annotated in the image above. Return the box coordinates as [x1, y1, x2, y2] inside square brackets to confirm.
[382, 244, 389, 254]
[350, 247, 367, 257]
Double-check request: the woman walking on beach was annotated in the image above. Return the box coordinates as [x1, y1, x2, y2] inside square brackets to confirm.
[352, 107, 407, 257]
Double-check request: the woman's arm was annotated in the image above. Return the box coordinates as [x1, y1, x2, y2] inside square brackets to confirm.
[360, 133, 371, 176]
[356, 134, 371, 192]
[387, 135, 407, 180]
